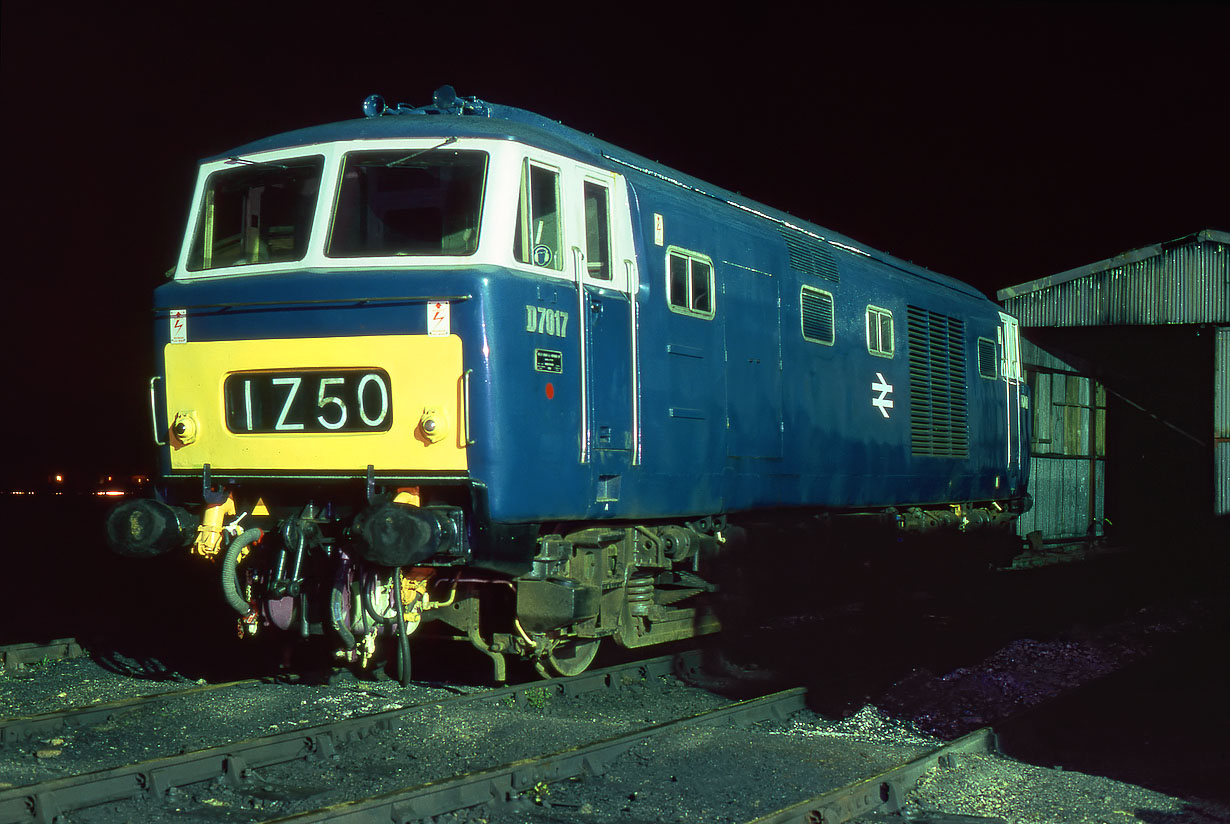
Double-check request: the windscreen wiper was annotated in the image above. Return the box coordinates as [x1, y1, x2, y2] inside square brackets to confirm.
[386, 137, 459, 167]
[225, 156, 289, 169]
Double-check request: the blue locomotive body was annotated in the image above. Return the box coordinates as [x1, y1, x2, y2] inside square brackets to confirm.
[110, 88, 1028, 679]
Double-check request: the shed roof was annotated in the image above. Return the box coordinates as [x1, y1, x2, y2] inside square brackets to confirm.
[997, 230, 1229, 327]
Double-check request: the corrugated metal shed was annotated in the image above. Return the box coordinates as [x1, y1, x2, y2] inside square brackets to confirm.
[997, 230, 1229, 327]
[1015, 340, 1106, 543]
[998, 229, 1230, 541]
[1218, 327, 1230, 441]
[1218, 327, 1230, 516]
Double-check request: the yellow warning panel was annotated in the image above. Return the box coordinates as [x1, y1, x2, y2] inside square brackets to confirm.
[252, 498, 270, 517]
[162, 335, 467, 473]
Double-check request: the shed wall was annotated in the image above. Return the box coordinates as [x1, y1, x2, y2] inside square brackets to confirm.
[1015, 340, 1106, 542]
[1217, 327, 1230, 516]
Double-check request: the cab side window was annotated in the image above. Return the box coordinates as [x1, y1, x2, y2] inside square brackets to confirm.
[866, 305, 894, 357]
[514, 161, 563, 270]
[666, 248, 714, 318]
[583, 181, 612, 281]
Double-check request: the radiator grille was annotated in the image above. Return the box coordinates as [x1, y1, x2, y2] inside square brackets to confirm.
[907, 306, 969, 457]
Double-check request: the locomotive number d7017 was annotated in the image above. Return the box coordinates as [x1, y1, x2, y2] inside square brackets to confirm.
[223, 369, 392, 433]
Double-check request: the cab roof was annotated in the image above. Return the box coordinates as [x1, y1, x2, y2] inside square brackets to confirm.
[211, 86, 988, 302]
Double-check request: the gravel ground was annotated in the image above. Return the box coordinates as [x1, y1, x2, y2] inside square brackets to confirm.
[904, 753, 1215, 824]
[438, 706, 1217, 824]
[0, 657, 193, 720]
[4, 650, 1228, 824]
[0, 663, 482, 788]
[875, 597, 1217, 740]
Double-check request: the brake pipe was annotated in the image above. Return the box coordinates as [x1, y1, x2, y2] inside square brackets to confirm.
[221, 528, 264, 616]
[392, 566, 412, 685]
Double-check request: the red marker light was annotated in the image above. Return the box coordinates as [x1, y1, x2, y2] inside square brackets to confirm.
[545, 383, 555, 399]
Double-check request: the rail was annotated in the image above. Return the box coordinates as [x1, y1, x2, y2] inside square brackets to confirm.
[0, 640, 85, 676]
[0, 678, 266, 747]
[267, 686, 808, 822]
[0, 651, 700, 823]
[747, 727, 998, 824]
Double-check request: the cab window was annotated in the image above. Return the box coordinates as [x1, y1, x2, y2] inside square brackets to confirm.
[326, 149, 487, 257]
[583, 180, 612, 280]
[187, 155, 324, 271]
[514, 161, 563, 270]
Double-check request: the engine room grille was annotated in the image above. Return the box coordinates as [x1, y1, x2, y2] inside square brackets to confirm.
[977, 337, 998, 379]
[801, 286, 835, 344]
[778, 227, 840, 282]
[906, 306, 969, 458]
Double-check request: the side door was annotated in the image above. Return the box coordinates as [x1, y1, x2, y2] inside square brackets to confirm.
[724, 270, 783, 459]
[566, 165, 637, 496]
[998, 311, 1026, 473]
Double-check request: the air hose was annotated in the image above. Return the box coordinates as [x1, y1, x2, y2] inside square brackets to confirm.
[221, 527, 264, 616]
[361, 576, 397, 626]
[393, 566, 411, 686]
[329, 564, 358, 650]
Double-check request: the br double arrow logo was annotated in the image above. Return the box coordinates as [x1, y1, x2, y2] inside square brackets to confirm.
[872, 373, 894, 418]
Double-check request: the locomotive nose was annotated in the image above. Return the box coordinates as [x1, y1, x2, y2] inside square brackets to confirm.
[350, 499, 461, 568]
[105, 499, 199, 558]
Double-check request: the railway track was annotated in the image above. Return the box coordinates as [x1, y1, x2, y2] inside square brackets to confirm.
[0, 646, 1007, 824]
[1, 677, 271, 747]
[0, 652, 702, 823]
[747, 728, 997, 824]
[0, 640, 85, 676]
[263, 707, 995, 824]
[269, 684, 811, 823]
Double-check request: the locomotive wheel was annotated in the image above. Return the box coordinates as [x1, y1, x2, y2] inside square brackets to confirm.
[547, 638, 601, 677]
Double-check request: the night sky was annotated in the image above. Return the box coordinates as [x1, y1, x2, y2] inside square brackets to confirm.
[3, 4, 1227, 485]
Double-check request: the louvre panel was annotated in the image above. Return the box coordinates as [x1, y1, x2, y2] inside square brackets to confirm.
[801, 288, 834, 343]
[907, 306, 969, 457]
[778, 227, 840, 282]
[977, 338, 997, 378]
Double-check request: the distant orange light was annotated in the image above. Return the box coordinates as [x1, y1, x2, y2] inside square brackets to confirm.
[54, 474, 64, 483]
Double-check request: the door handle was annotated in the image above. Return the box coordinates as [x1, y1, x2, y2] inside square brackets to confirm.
[149, 376, 167, 446]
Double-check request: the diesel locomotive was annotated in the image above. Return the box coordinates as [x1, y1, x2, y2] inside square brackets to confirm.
[106, 86, 1030, 681]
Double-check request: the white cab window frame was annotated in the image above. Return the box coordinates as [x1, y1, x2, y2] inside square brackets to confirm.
[504, 152, 634, 294]
[174, 138, 523, 281]
[174, 139, 638, 298]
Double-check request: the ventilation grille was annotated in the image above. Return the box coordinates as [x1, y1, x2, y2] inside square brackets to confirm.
[801, 287, 835, 344]
[907, 306, 969, 457]
[778, 228, 839, 282]
[977, 338, 998, 379]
